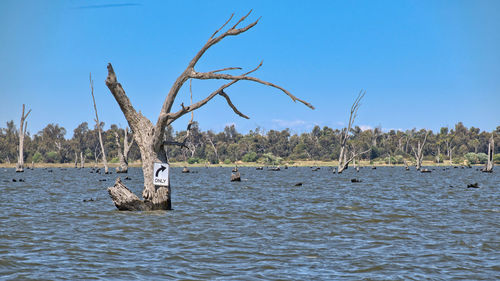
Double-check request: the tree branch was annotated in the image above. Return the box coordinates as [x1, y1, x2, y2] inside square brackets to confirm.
[189, 67, 315, 110]
[209, 67, 243, 74]
[157, 11, 260, 132]
[105, 63, 143, 135]
[218, 90, 249, 119]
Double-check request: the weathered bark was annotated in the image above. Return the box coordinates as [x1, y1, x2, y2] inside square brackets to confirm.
[16, 104, 31, 172]
[411, 131, 429, 171]
[105, 11, 313, 211]
[74, 151, 78, 168]
[108, 178, 153, 211]
[115, 128, 134, 173]
[90, 73, 109, 174]
[484, 134, 494, 172]
[338, 91, 369, 173]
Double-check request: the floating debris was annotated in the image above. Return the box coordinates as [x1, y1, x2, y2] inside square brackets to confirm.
[467, 183, 479, 188]
[294, 182, 303, 186]
[351, 178, 362, 183]
[230, 172, 241, 182]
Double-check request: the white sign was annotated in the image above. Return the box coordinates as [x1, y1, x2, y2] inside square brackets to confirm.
[153, 162, 169, 186]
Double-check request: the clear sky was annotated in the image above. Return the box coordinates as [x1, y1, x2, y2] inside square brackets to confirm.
[1, 0, 499, 138]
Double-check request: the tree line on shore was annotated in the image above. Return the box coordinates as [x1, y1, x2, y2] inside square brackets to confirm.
[0, 120, 498, 166]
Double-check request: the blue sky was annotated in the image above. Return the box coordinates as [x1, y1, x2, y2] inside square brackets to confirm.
[1, 0, 499, 137]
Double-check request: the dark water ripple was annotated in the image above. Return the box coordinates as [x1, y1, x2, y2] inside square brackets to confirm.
[1, 166, 499, 280]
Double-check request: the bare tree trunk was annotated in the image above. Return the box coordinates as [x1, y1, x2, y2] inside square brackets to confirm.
[206, 134, 219, 164]
[90, 73, 109, 174]
[436, 146, 440, 163]
[105, 12, 313, 211]
[74, 151, 78, 168]
[16, 104, 31, 172]
[484, 134, 494, 172]
[115, 128, 134, 173]
[338, 91, 369, 173]
[80, 151, 85, 168]
[94, 146, 101, 168]
[411, 131, 429, 171]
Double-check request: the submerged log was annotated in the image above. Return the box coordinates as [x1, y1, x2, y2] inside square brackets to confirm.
[108, 178, 154, 211]
[230, 172, 241, 182]
[467, 183, 479, 188]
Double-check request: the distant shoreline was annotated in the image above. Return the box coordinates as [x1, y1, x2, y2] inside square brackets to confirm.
[0, 160, 480, 169]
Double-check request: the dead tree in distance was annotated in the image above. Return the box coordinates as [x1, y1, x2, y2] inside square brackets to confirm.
[16, 104, 31, 172]
[114, 127, 134, 173]
[106, 11, 314, 211]
[411, 131, 429, 171]
[337, 91, 370, 173]
[90, 73, 109, 174]
[80, 151, 85, 168]
[74, 151, 78, 168]
[483, 134, 494, 173]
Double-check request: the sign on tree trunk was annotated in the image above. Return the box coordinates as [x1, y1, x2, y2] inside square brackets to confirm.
[153, 162, 169, 186]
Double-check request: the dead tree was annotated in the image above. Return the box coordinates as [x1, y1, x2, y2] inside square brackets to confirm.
[16, 104, 31, 172]
[74, 151, 78, 168]
[90, 73, 109, 174]
[80, 151, 85, 168]
[411, 131, 429, 171]
[444, 137, 454, 165]
[337, 91, 370, 173]
[205, 132, 220, 164]
[114, 127, 134, 173]
[106, 11, 313, 211]
[483, 134, 494, 173]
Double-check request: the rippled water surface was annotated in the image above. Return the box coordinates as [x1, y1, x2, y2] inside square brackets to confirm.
[1, 166, 499, 280]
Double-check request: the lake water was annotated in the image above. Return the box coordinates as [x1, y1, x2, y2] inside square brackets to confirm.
[1, 166, 499, 280]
